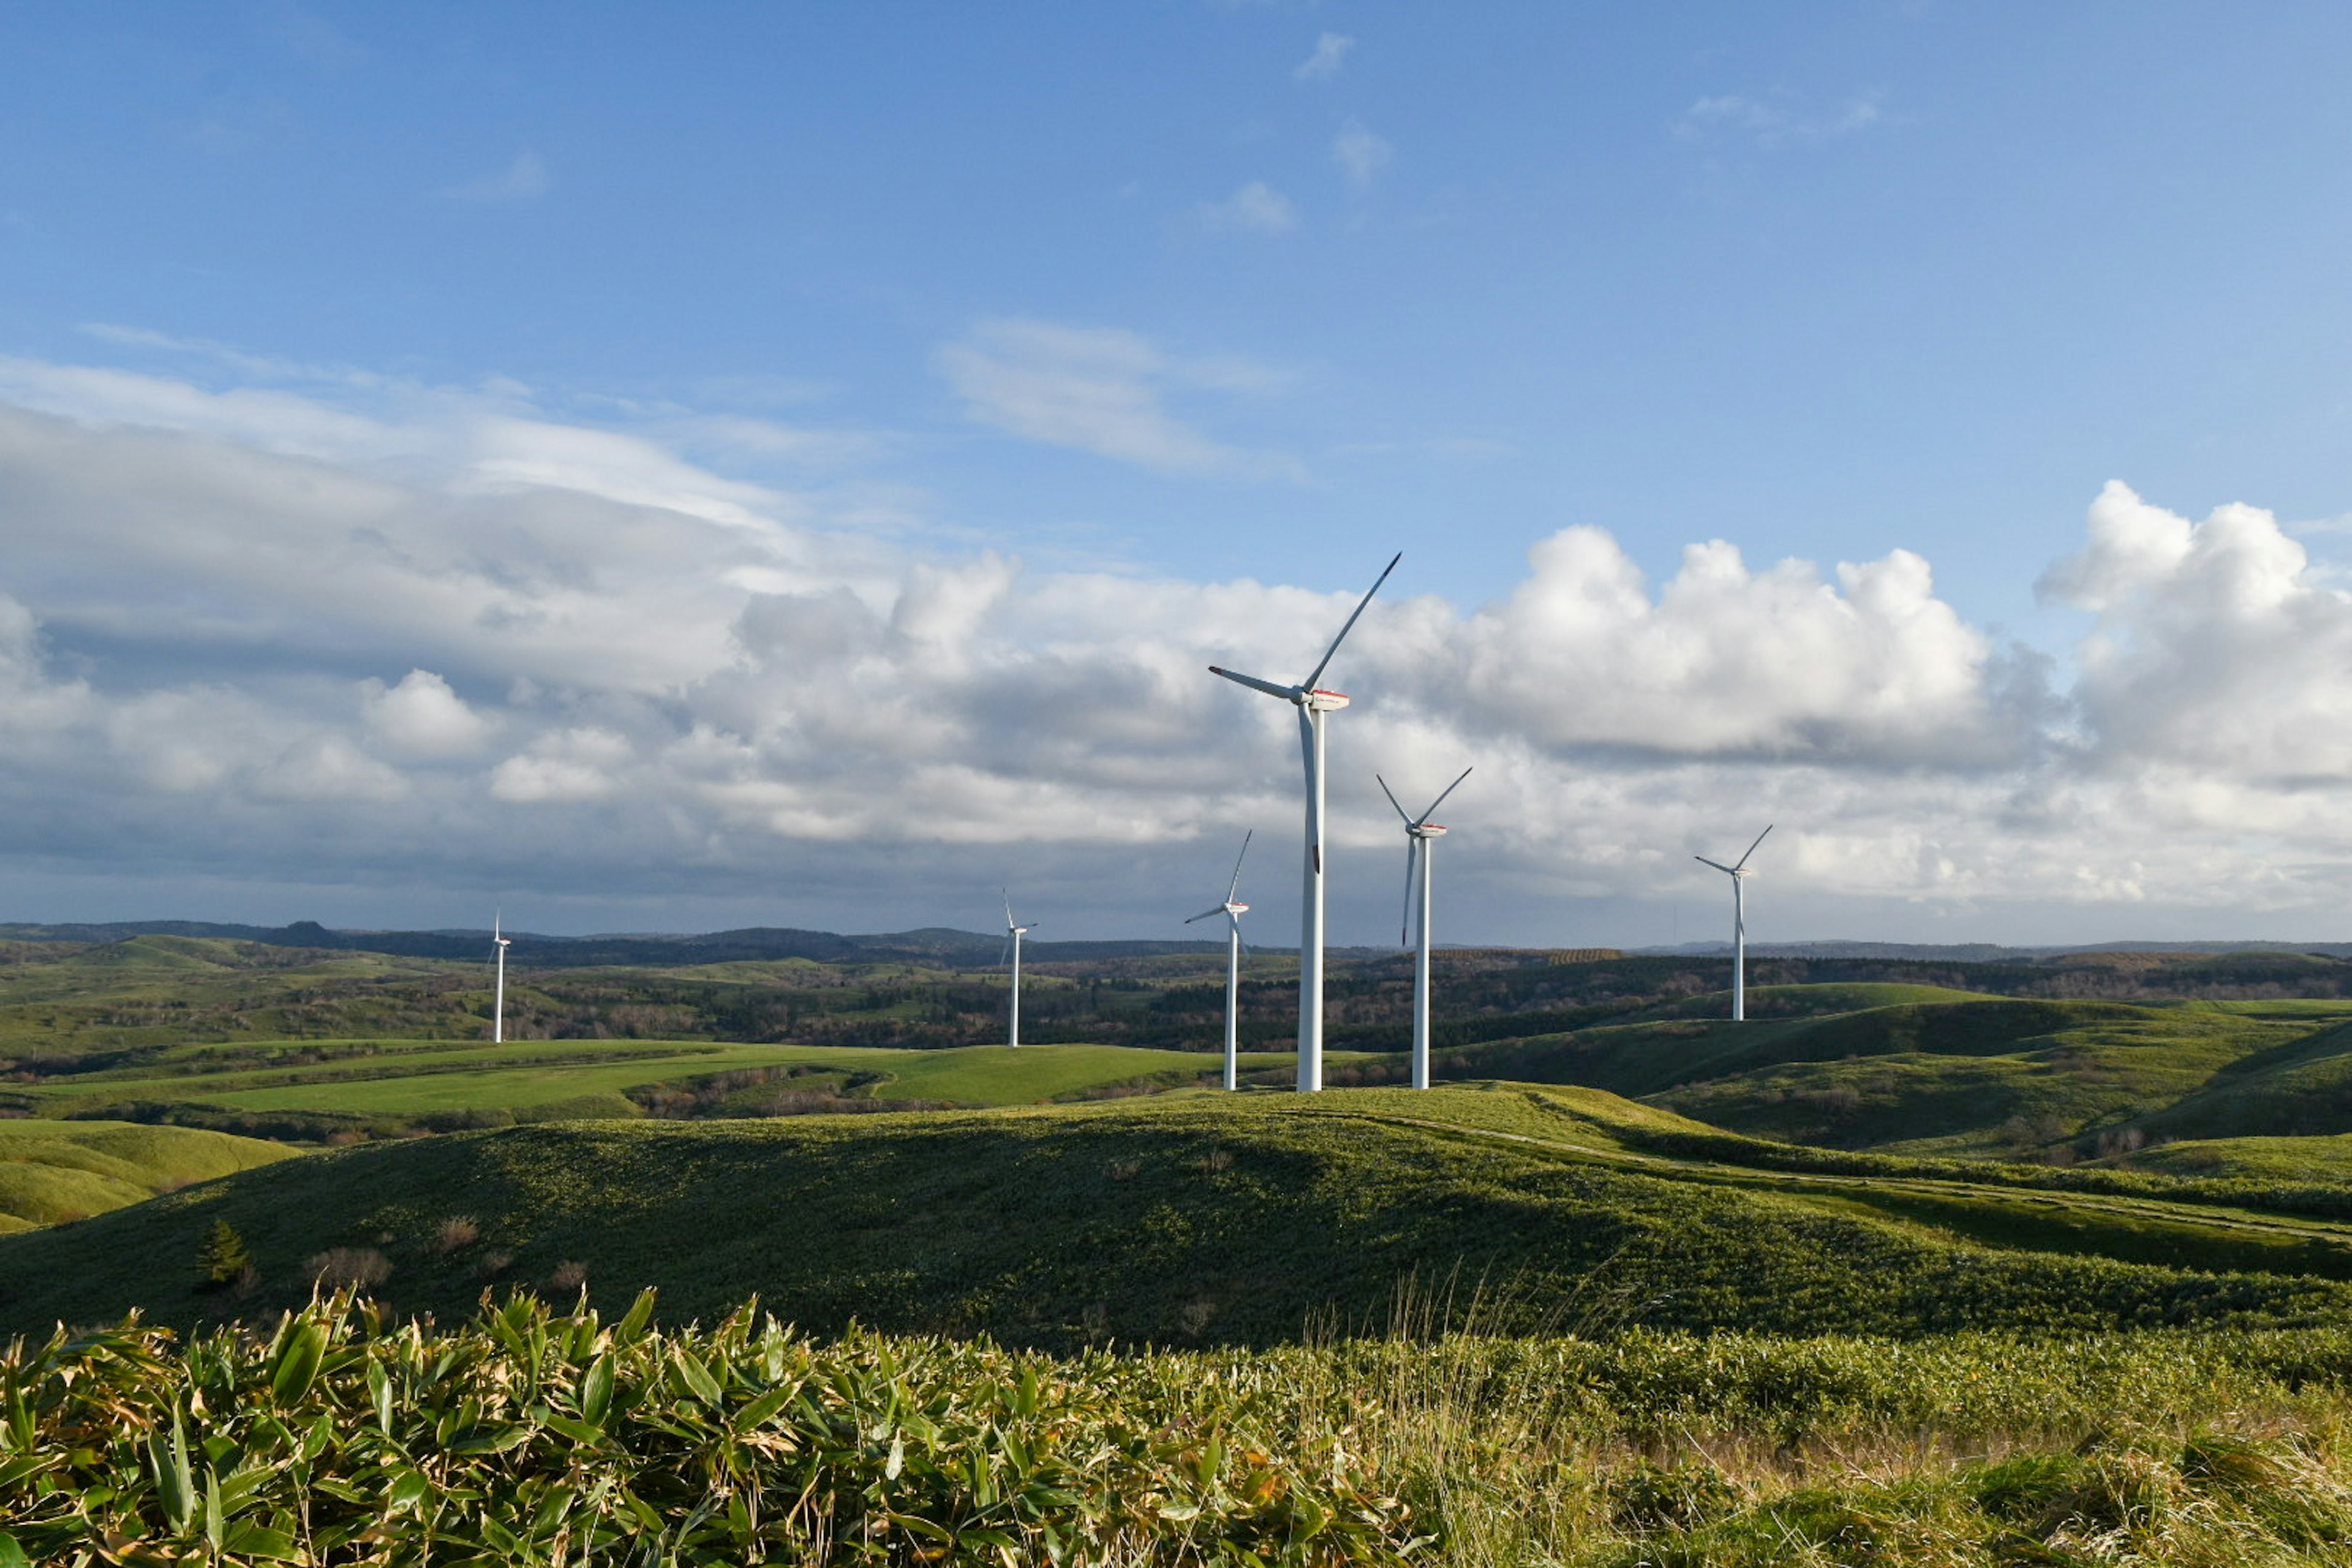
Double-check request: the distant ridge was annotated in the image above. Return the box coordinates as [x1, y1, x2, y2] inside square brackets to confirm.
[1637, 939, 2352, 962]
[0, 920, 1312, 968]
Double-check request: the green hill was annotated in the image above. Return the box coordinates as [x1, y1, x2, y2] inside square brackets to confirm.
[1409, 996, 2332, 1161]
[0, 1119, 295, 1232]
[11, 1039, 1321, 1138]
[5, 1085, 2349, 1344]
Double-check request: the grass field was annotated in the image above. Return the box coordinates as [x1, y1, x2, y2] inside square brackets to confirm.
[9, 1084, 2352, 1346]
[13, 1038, 1326, 1128]
[0, 1119, 292, 1232]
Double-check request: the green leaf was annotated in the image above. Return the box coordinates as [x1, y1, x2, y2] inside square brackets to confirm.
[579, 1352, 615, 1426]
[884, 1431, 905, 1480]
[0, 1533, 29, 1568]
[617, 1287, 658, 1344]
[150, 1406, 194, 1535]
[672, 1348, 723, 1408]
[268, 1321, 326, 1407]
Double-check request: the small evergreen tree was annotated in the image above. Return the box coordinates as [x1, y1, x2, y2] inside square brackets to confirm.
[195, 1219, 253, 1287]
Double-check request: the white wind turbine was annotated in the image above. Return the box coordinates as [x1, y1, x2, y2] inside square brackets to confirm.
[491, 910, 512, 1044]
[1209, 552, 1400, 1093]
[1378, 767, 1472, 1090]
[1183, 831, 1254, 1091]
[1695, 826, 1772, 1021]
[1001, 892, 1035, 1049]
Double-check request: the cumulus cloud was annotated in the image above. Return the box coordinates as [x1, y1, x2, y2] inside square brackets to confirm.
[1197, 181, 1298, 233]
[363, 670, 496, 759]
[1295, 32, 1354, 81]
[938, 319, 1299, 478]
[2, 345, 2350, 938]
[2040, 480, 2352, 783]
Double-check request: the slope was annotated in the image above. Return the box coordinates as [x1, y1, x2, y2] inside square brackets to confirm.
[1415, 995, 2321, 1159]
[0, 1120, 295, 1232]
[3, 1085, 2347, 1346]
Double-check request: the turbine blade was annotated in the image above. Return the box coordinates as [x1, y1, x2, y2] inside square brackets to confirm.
[1401, 837, 1419, 948]
[1416, 764, 1474, 825]
[1003, 888, 1014, 931]
[1733, 823, 1774, 872]
[1376, 773, 1414, 826]
[1185, 905, 1226, 924]
[1298, 551, 1401, 692]
[1694, 856, 1736, 875]
[999, 932, 1012, 968]
[1208, 666, 1300, 702]
[1297, 704, 1314, 778]
[1226, 829, 1252, 904]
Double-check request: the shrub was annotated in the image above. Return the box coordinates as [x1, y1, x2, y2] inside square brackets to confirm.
[304, 1246, 391, 1292]
[546, 1259, 589, 1295]
[429, 1215, 480, 1255]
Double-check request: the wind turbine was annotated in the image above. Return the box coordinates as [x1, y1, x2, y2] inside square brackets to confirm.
[1208, 552, 1400, 1093]
[1378, 767, 1472, 1090]
[1695, 826, 1772, 1020]
[1001, 892, 1035, 1049]
[1183, 831, 1253, 1091]
[491, 910, 512, 1044]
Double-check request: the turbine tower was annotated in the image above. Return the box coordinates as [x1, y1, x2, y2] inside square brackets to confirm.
[491, 911, 512, 1044]
[1183, 830, 1254, 1091]
[1378, 767, 1472, 1090]
[1695, 826, 1772, 1020]
[1209, 552, 1400, 1093]
[1001, 893, 1035, 1049]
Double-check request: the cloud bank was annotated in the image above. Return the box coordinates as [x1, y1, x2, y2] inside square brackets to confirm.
[0, 350, 2345, 940]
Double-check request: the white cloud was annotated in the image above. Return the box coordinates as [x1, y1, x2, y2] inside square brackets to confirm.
[938, 319, 1299, 478]
[441, 151, 549, 203]
[363, 670, 496, 759]
[1680, 91, 1887, 147]
[1197, 181, 1298, 233]
[2040, 480, 2352, 780]
[1332, 119, 1392, 190]
[8, 345, 2352, 938]
[1294, 32, 1354, 81]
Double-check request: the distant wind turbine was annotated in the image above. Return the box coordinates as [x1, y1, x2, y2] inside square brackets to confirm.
[1183, 831, 1254, 1091]
[491, 910, 512, 1044]
[1379, 767, 1472, 1090]
[1208, 552, 1400, 1093]
[1695, 826, 1772, 1020]
[1001, 892, 1035, 1049]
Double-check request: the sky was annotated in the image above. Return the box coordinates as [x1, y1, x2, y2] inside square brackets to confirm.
[2, 1, 2351, 947]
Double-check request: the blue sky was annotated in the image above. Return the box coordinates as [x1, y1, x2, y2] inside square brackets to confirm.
[2, 2, 2350, 944]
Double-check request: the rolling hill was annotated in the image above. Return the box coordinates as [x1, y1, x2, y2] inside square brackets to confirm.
[6, 1084, 2351, 1345]
[0, 1119, 293, 1232]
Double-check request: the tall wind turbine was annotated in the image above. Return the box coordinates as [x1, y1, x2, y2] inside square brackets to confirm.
[1378, 767, 1472, 1090]
[1183, 831, 1253, 1091]
[491, 911, 512, 1044]
[1695, 826, 1772, 1020]
[1209, 552, 1400, 1093]
[1001, 893, 1035, 1049]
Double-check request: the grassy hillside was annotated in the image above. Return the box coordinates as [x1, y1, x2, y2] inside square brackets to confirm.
[12, 1039, 1323, 1137]
[1393, 997, 2349, 1163]
[6, 1085, 2351, 1344]
[0, 1118, 293, 1232]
